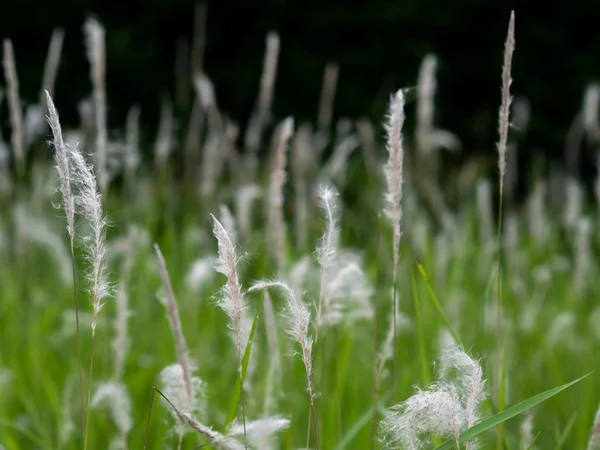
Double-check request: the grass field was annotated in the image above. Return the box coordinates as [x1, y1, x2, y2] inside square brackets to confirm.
[1, 9, 599, 450]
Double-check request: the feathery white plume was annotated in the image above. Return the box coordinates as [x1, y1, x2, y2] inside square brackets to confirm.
[229, 417, 291, 449]
[384, 89, 406, 282]
[186, 257, 216, 294]
[380, 345, 485, 449]
[45, 91, 75, 241]
[497, 11, 515, 193]
[69, 146, 111, 332]
[91, 381, 132, 446]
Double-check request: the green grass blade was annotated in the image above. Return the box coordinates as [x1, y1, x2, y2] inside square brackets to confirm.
[434, 372, 592, 450]
[224, 297, 262, 429]
[411, 268, 430, 384]
[415, 262, 461, 344]
[333, 394, 392, 450]
[555, 411, 578, 449]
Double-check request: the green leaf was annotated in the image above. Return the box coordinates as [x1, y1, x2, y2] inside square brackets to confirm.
[332, 394, 391, 450]
[555, 411, 578, 449]
[224, 296, 262, 429]
[434, 372, 592, 450]
[415, 262, 461, 344]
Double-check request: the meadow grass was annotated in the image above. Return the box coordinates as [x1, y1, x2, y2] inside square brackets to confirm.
[0, 8, 599, 450]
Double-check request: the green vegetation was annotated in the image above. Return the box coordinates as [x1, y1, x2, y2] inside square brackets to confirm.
[0, 9, 598, 450]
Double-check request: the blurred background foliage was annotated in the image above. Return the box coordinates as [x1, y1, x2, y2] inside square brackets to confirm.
[1, 0, 599, 177]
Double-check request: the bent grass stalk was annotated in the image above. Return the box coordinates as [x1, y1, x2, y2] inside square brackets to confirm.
[153, 244, 194, 415]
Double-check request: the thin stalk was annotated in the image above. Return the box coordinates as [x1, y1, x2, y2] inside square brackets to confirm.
[84, 331, 97, 450]
[334, 327, 342, 443]
[143, 387, 156, 450]
[69, 241, 85, 440]
[392, 270, 398, 402]
[306, 367, 320, 450]
[371, 213, 382, 450]
[495, 191, 504, 450]
[236, 336, 249, 450]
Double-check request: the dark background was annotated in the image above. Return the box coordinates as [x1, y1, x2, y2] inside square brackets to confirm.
[1, 0, 599, 174]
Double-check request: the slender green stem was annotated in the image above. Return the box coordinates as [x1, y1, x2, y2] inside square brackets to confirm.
[371, 213, 382, 450]
[237, 349, 248, 450]
[496, 183, 505, 450]
[69, 240, 85, 441]
[83, 330, 97, 450]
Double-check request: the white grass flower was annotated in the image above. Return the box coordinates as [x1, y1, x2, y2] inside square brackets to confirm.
[292, 123, 316, 251]
[384, 88, 406, 279]
[3, 39, 24, 174]
[175, 412, 244, 450]
[563, 178, 582, 231]
[316, 62, 339, 147]
[497, 11, 515, 194]
[45, 91, 74, 240]
[219, 204, 237, 243]
[160, 364, 205, 415]
[520, 412, 534, 450]
[211, 213, 249, 444]
[527, 180, 549, 246]
[380, 384, 466, 450]
[315, 185, 340, 335]
[40, 28, 64, 116]
[229, 417, 291, 449]
[91, 381, 132, 444]
[248, 280, 313, 393]
[154, 95, 174, 169]
[24, 104, 45, 147]
[69, 147, 111, 331]
[212, 214, 247, 348]
[235, 184, 262, 242]
[83, 17, 107, 193]
[124, 105, 141, 186]
[244, 31, 280, 156]
[416, 54, 437, 156]
[439, 344, 486, 429]
[200, 133, 223, 200]
[583, 83, 600, 144]
[194, 73, 223, 133]
[320, 252, 373, 327]
[267, 117, 294, 274]
[322, 134, 359, 183]
[381, 345, 485, 449]
[289, 255, 313, 301]
[185, 257, 216, 294]
[160, 364, 207, 447]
